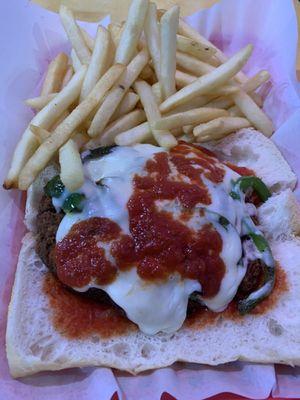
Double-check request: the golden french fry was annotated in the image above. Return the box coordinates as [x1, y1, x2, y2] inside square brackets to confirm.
[41, 53, 69, 95]
[160, 5, 179, 99]
[30, 125, 51, 144]
[108, 22, 124, 47]
[159, 45, 253, 113]
[175, 70, 197, 88]
[80, 26, 111, 100]
[25, 93, 57, 110]
[242, 70, 270, 92]
[111, 91, 139, 121]
[115, 0, 149, 65]
[80, 27, 95, 50]
[3, 66, 87, 189]
[176, 51, 214, 76]
[250, 92, 263, 107]
[154, 107, 228, 130]
[134, 80, 177, 148]
[144, 2, 161, 80]
[71, 48, 82, 72]
[193, 116, 251, 142]
[228, 105, 243, 117]
[179, 132, 194, 143]
[152, 82, 163, 105]
[60, 5, 91, 64]
[115, 121, 151, 145]
[59, 138, 84, 191]
[176, 34, 216, 61]
[232, 91, 273, 137]
[88, 48, 149, 137]
[50, 110, 70, 131]
[62, 65, 74, 87]
[18, 64, 125, 190]
[178, 18, 248, 84]
[72, 132, 89, 150]
[89, 109, 146, 147]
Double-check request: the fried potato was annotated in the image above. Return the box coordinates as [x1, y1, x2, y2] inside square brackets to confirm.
[176, 51, 214, 76]
[144, 2, 161, 80]
[176, 34, 216, 61]
[89, 109, 146, 147]
[193, 116, 251, 142]
[62, 65, 74, 87]
[115, 121, 151, 145]
[41, 53, 69, 95]
[60, 5, 91, 64]
[115, 0, 149, 65]
[80, 26, 111, 100]
[18, 64, 125, 190]
[4, 66, 87, 189]
[80, 27, 95, 51]
[134, 80, 177, 148]
[59, 138, 84, 191]
[25, 93, 57, 110]
[159, 45, 253, 113]
[154, 107, 228, 130]
[88, 49, 149, 137]
[160, 5, 179, 99]
[111, 91, 140, 121]
[232, 91, 273, 137]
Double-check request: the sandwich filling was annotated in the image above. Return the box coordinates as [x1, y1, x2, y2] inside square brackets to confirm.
[37, 142, 275, 335]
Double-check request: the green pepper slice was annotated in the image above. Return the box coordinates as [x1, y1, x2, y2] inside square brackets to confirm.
[44, 175, 65, 198]
[232, 176, 271, 203]
[82, 145, 116, 162]
[62, 193, 86, 213]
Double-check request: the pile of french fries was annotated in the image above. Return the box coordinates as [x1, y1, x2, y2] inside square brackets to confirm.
[4, 0, 274, 193]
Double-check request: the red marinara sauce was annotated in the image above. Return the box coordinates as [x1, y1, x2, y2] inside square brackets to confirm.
[55, 142, 227, 298]
[225, 161, 255, 177]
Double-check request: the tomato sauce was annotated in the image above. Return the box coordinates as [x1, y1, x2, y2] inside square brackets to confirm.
[225, 162, 255, 177]
[55, 143, 227, 298]
[43, 272, 136, 339]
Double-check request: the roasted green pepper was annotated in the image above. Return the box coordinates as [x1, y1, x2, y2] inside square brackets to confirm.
[44, 175, 65, 198]
[62, 193, 86, 213]
[230, 176, 271, 203]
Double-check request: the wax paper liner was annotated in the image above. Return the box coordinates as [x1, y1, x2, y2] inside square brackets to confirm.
[1, 0, 300, 399]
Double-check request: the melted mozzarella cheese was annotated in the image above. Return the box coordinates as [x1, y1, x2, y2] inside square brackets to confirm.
[55, 144, 251, 334]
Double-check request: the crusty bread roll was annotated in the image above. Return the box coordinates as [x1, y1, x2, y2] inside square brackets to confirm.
[6, 129, 300, 378]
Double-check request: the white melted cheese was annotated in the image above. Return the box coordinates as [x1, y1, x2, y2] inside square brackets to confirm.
[55, 144, 250, 335]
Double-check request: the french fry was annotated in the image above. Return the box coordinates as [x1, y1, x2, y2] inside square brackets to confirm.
[154, 107, 228, 130]
[72, 132, 89, 150]
[175, 70, 197, 88]
[60, 5, 91, 64]
[25, 93, 57, 110]
[30, 125, 51, 143]
[115, 0, 149, 65]
[18, 64, 125, 190]
[115, 121, 151, 145]
[193, 117, 251, 142]
[160, 5, 179, 99]
[80, 27, 95, 51]
[50, 110, 70, 131]
[108, 22, 124, 47]
[152, 82, 163, 105]
[80, 26, 111, 100]
[62, 65, 74, 87]
[59, 138, 84, 191]
[242, 70, 270, 92]
[3, 66, 87, 189]
[232, 91, 273, 137]
[176, 51, 215, 76]
[89, 109, 146, 147]
[144, 2, 161, 80]
[228, 105, 243, 117]
[88, 48, 149, 137]
[176, 34, 216, 61]
[111, 91, 139, 121]
[134, 80, 177, 148]
[71, 48, 82, 72]
[179, 132, 194, 143]
[41, 53, 69, 95]
[250, 92, 263, 107]
[159, 45, 253, 113]
[205, 70, 270, 110]
[178, 18, 248, 84]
